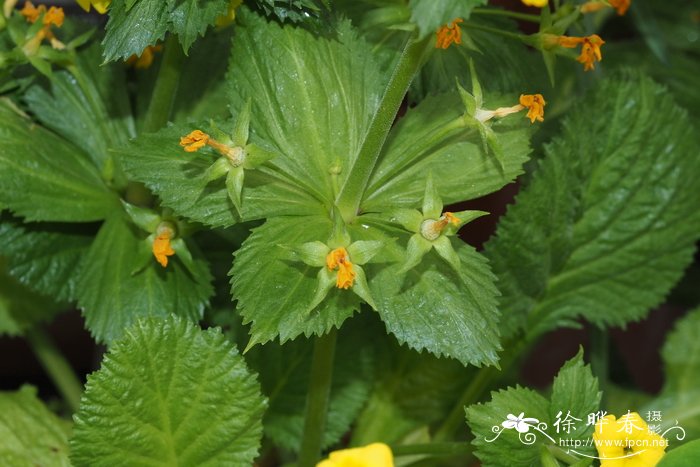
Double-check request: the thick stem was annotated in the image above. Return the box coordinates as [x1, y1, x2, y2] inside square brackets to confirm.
[143, 34, 187, 132]
[25, 327, 83, 413]
[335, 34, 431, 222]
[297, 329, 338, 467]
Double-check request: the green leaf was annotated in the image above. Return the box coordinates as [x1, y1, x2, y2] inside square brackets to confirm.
[24, 43, 136, 172]
[227, 11, 386, 205]
[0, 220, 93, 302]
[118, 122, 323, 226]
[485, 73, 700, 339]
[408, 0, 486, 38]
[642, 307, 700, 444]
[0, 100, 117, 222]
[467, 386, 552, 466]
[0, 386, 71, 467]
[0, 262, 61, 336]
[248, 318, 375, 452]
[70, 316, 266, 467]
[231, 216, 370, 346]
[103, 0, 230, 61]
[77, 214, 213, 344]
[368, 224, 501, 367]
[658, 439, 700, 467]
[363, 92, 531, 212]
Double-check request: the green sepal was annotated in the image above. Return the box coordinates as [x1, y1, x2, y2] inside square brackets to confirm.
[27, 56, 51, 78]
[307, 267, 336, 314]
[170, 237, 197, 276]
[225, 167, 245, 217]
[203, 156, 232, 182]
[390, 208, 423, 233]
[351, 265, 377, 310]
[422, 173, 443, 219]
[283, 241, 330, 267]
[66, 27, 95, 50]
[433, 235, 460, 274]
[445, 209, 489, 231]
[468, 59, 483, 108]
[456, 80, 477, 117]
[347, 240, 384, 265]
[399, 233, 432, 273]
[243, 143, 277, 169]
[121, 201, 161, 233]
[475, 120, 505, 170]
[233, 99, 251, 147]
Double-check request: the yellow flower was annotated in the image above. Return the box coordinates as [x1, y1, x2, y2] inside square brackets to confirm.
[593, 412, 668, 467]
[326, 247, 356, 290]
[76, 0, 110, 14]
[521, 0, 548, 7]
[435, 18, 463, 49]
[20, 2, 65, 51]
[444, 212, 459, 226]
[519, 94, 546, 123]
[180, 130, 211, 152]
[152, 225, 176, 268]
[559, 34, 605, 71]
[317, 443, 394, 467]
[126, 44, 163, 69]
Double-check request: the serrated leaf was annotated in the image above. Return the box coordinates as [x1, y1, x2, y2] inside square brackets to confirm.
[231, 216, 369, 345]
[248, 318, 375, 452]
[227, 11, 386, 205]
[118, 122, 323, 227]
[363, 92, 531, 212]
[642, 307, 700, 443]
[467, 386, 552, 466]
[368, 225, 501, 367]
[0, 263, 61, 337]
[24, 43, 135, 172]
[408, 0, 485, 38]
[103, 0, 230, 61]
[0, 100, 117, 222]
[485, 73, 700, 339]
[0, 386, 71, 467]
[658, 439, 700, 467]
[77, 214, 213, 344]
[0, 220, 93, 302]
[70, 316, 266, 467]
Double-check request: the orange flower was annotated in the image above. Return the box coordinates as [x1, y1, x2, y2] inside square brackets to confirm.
[20, 2, 65, 51]
[609, 0, 630, 15]
[152, 231, 175, 268]
[444, 212, 460, 226]
[558, 34, 605, 71]
[126, 44, 163, 69]
[519, 94, 546, 123]
[326, 247, 356, 289]
[435, 18, 463, 49]
[180, 130, 210, 152]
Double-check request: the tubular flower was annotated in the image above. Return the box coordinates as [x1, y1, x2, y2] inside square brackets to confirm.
[152, 225, 176, 268]
[326, 247, 356, 290]
[180, 130, 211, 152]
[126, 44, 163, 69]
[317, 443, 394, 467]
[76, 0, 110, 14]
[521, 0, 548, 7]
[581, 0, 630, 15]
[179, 129, 244, 164]
[593, 412, 667, 466]
[519, 94, 546, 123]
[435, 18, 463, 49]
[609, 0, 631, 15]
[559, 34, 605, 71]
[20, 2, 65, 50]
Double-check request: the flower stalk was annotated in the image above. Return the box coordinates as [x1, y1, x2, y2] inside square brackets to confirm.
[143, 34, 187, 132]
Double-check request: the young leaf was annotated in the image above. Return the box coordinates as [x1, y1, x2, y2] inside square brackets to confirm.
[102, 0, 230, 61]
[231, 216, 368, 346]
[362, 92, 531, 212]
[0, 386, 71, 466]
[0, 220, 92, 303]
[368, 226, 501, 367]
[485, 73, 700, 339]
[77, 214, 213, 344]
[70, 316, 266, 467]
[227, 11, 386, 204]
[118, 122, 323, 227]
[0, 100, 118, 222]
[408, 0, 486, 39]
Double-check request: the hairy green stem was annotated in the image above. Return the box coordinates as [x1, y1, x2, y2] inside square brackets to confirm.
[472, 7, 542, 23]
[335, 33, 431, 222]
[297, 329, 338, 467]
[463, 21, 526, 41]
[25, 327, 83, 412]
[589, 326, 609, 408]
[392, 442, 473, 457]
[143, 34, 187, 132]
